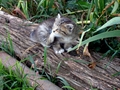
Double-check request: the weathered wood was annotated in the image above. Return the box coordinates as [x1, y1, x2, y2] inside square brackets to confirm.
[0, 11, 120, 90]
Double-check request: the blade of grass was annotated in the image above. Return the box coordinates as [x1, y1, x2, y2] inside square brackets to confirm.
[81, 30, 120, 46]
[94, 17, 120, 33]
[43, 47, 47, 67]
[21, 0, 29, 18]
[112, 72, 120, 77]
[70, 30, 120, 51]
[86, 0, 94, 22]
[57, 76, 69, 86]
[55, 61, 62, 74]
[62, 86, 75, 90]
[37, 0, 45, 10]
[104, 50, 118, 69]
[99, 0, 105, 12]
[7, 31, 14, 56]
[28, 55, 37, 71]
[111, 1, 119, 14]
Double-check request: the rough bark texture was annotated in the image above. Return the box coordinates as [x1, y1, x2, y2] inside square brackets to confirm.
[0, 11, 120, 90]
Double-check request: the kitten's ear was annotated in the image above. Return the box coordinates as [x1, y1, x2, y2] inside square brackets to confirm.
[56, 13, 61, 19]
[55, 14, 61, 22]
[65, 24, 74, 32]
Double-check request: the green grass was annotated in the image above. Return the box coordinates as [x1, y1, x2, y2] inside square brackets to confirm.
[0, 60, 35, 90]
[0, 30, 14, 56]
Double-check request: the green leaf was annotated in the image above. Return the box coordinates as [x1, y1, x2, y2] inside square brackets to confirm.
[57, 77, 69, 86]
[29, 55, 35, 65]
[55, 61, 62, 74]
[94, 17, 120, 33]
[112, 72, 120, 77]
[43, 47, 47, 67]
[104, 50, 118, 68]
[62, 86, 75, 90]
[37, 0, 45, 10]
[70, 30, 120, 51]
[111, 1, 119, 14]
[0, 76, 4, 90]
[77, 1, 90, 9]
[99, 0, 105, 12]
[82, 30, 120, 46]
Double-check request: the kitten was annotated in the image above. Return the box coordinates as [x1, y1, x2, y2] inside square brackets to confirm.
[30, 14, 79, 54]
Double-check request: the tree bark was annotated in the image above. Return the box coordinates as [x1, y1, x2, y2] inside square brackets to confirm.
[0, 11, 120, 90]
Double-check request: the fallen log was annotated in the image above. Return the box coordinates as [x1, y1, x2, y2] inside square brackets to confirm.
[0, 11, 120, 90]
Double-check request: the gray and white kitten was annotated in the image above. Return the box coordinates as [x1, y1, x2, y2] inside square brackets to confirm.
[30, 14, 79, 54]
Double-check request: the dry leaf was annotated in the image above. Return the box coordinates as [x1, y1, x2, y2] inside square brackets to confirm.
[0, 7, 11, 14]
[83, 43, 96, 68]
[88, 62, 96, 69]
[83, 43, 90, 57]
[79, 30, 84, 35]
[54, 1, 59, 8]
[76, 49, 80, 55]
[12, 7, 27, 19]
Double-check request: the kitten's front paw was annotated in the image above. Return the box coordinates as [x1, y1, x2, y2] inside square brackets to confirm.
[47, 33, 55, 44]
[55, 49, 64, 54]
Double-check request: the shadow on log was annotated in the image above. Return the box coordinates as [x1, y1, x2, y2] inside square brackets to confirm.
[0, 11, 120, 90]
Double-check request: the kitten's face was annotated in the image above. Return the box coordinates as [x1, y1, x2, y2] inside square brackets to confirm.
[52, 14, 74, 37]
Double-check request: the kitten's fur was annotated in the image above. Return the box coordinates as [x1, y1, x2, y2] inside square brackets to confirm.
[30, 14, 79, 54]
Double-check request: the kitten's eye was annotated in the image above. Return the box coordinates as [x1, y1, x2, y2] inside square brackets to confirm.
[66, 24, 74, 32]
[68, 27, 72, 30]
[67, 26, 73, 32]
[53, 29, 58, 32]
